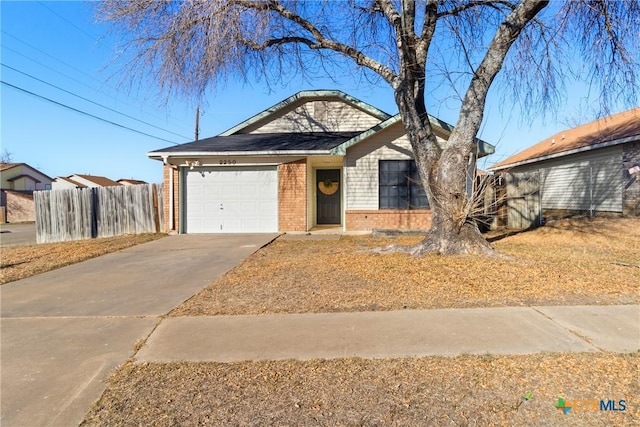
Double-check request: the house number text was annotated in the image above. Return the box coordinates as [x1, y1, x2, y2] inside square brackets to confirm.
[219, 159, 237, 165]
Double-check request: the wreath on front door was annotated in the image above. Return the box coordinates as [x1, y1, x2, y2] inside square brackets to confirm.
[318, 179, 339, 195]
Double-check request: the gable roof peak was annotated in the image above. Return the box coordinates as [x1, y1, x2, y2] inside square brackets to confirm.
[219, 89, 392, 136]
[0, 162, 53, 180]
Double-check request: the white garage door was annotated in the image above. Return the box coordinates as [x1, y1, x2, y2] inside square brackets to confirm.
[185, 166, 278, 233]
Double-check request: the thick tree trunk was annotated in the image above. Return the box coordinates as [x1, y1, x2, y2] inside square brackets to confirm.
[383, 0, 551, 257]
[417, 135, 497, 256]
[415, 152, 496, 256]
[404, 142, 496, 257]
[389, 85, 498, 257]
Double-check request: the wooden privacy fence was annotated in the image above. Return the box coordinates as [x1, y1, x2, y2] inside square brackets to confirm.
[34, 184, 163, 243]
[505, 171, 541, 230]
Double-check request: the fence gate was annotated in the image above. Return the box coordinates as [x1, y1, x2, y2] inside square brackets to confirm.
[506, 171, 541, 230]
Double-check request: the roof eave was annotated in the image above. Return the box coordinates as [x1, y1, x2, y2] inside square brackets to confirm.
[489, 134, 638, 171]
[330, 115, 402, 155]
[331, 114, 495, 157]
[6, 174, 42, 183]
[148, 150, 337, 159]
[476, 140, 496, 158]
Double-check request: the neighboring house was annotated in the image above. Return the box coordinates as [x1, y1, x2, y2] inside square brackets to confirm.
[117, 179, 147, 186]
[51, 174, 121, 190]
[148, 90, 495, 234]
[0, 163, 53, 223]
[51, 176, 87, 190]
[490, 107, 640, 218]
[0, 163, 52, 191]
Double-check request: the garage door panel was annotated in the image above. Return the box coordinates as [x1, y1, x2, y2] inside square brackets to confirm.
[185, 166, 278, 233]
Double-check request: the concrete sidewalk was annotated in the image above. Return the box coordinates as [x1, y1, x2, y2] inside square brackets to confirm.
[0, 234, 278, 427]
[136, 305, 640, 363]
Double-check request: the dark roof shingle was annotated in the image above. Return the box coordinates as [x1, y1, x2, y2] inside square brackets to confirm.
[150, 132, 361, 154]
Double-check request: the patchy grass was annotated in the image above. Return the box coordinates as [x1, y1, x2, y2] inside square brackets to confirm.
[172, 218, 640, 316]
[82, 352, 638, 426]
[0, 234, 166, 284]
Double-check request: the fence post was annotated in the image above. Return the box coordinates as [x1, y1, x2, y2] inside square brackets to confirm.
[90, 188, 98, 238]
[152, 184, 160, 233]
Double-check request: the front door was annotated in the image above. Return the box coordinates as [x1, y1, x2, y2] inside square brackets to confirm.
[316, 169, 341, 225]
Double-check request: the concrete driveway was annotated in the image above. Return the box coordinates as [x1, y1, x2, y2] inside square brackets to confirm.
[0, 223, 36, 247]
[0, 233, 278, 427]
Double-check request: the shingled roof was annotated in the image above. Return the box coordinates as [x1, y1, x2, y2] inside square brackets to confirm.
[72, 174, 121, 187]
[490, 107, 640, 171]
[149, 132, 361, 157]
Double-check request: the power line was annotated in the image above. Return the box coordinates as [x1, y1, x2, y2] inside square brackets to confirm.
[1, 80, 180, 145]
[1, 31, 194, 133]
[2, 63, 191, 140]
[36, 1, 98, 42]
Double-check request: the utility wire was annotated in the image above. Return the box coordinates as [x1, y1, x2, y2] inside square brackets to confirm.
[2, 80, 179, 145]
[1, 31, 194, 133]
[36, 1, 98, 42]
[2, 63, 191, 140]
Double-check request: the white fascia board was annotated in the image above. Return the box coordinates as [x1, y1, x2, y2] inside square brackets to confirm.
[148, 150, 334, 159]
[331, 115, 403, 155]
[330, 114, 495, 157]
[489, 135, 638, 171]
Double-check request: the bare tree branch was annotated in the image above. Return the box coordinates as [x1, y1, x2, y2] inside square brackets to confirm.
[437, 0, 516, 18]
[241, 0, 398, 83]
[451, 0, 550, 148]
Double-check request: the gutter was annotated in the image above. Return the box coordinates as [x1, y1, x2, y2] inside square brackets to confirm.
[148, 150, 336, 159]
[330, 114, 495, 157]
[489, 134, 638, 171]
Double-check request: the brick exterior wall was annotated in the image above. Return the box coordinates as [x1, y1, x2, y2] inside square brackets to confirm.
[278, 159, 307, 231]
[345, 209, 432, 231]
[622, 141, 640, 216]
[162, 165, 179, 232]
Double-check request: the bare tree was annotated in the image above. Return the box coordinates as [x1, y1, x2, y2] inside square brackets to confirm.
[98, 0, 639, 256]
[0, 149, 12, 164]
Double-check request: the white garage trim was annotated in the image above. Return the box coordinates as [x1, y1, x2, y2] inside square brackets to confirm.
[183, 166, 278, 233]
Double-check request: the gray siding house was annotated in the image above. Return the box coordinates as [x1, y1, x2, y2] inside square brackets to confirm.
[490, 107, 640, 220]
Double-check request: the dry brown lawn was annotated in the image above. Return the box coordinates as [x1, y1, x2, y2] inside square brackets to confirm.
[83, 353, 638, 426]
[0, 233, 166, 284]
[173, 217, 640, 316]
[81, 218, 639, 426]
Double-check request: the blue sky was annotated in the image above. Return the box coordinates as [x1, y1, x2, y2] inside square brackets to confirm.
[1, 1, 633, 183]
